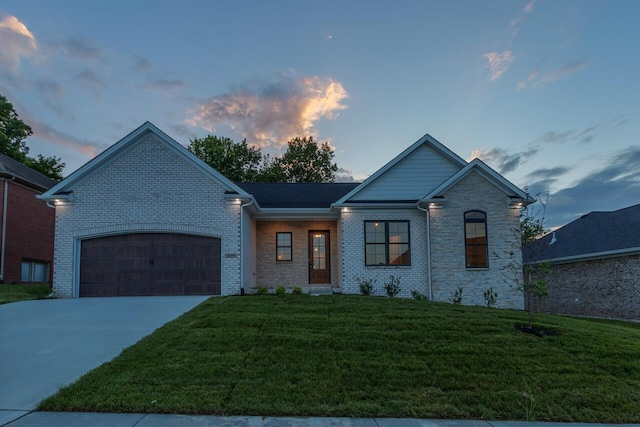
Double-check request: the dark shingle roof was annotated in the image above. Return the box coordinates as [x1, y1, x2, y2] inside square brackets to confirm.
[525, 203, 640, 262]
[0, 153, 57, 191]
[236, 182, 360, 208]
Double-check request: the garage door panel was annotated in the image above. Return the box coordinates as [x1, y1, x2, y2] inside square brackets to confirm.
[80, 233, 221, 297]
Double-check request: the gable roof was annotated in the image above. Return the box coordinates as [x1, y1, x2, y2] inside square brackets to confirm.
[38, 121, 250, 201]
[237, 182, 359, 208]
[421, 158, 531, 203]
[525, 203, 640, 263]
[0, 153, 57, 191]
[334, 134, 467, 205]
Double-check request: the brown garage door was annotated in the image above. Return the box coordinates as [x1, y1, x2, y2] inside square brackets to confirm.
[80, 233, 221, 297]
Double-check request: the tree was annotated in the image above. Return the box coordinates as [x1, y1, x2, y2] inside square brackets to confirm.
[187, 135, 262, 182]
[0, 94, 66, 181]
[261, 136, 338, 183]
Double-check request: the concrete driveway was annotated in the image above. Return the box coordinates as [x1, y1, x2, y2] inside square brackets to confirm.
[0, 296, 209, 414]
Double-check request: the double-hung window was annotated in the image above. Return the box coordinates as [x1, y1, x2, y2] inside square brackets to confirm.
[464, 211, 488, 268]
[365, 221, 410, 266]
[276, 232, 292, 261]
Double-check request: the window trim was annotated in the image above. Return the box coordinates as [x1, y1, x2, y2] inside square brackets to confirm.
[21, 259, 51, 283]
[464, 210, 489, 269]
[276, 232, 293, 262]
[364, 220, 411, 266]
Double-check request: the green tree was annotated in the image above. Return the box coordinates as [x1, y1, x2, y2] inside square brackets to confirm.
[187, 135, 262, 182]
[0, 94, 66, 181]
[264, 136, 338, 183]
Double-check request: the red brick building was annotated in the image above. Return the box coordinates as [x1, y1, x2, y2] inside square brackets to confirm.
[0, 153, 56, 284]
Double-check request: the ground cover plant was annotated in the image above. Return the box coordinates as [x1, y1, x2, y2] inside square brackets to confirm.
[0, 283, 51, 304]
[39, 295, 640, 422]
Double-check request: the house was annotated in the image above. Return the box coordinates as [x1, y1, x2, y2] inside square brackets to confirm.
[38, 122, 530, 308]
[525, 204, 640, 320]
[0, 153, 56, 284]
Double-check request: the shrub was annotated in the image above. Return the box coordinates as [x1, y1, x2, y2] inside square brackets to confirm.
[411, 290, 426, 300]
[256, 287, 269, 296]
[292, 286, 303, 295]
[356, 277, 376, 296]
[23, 283, 52, 299]
[449, 286, 463, 304]
[483, 287, 498, 307]
[384, 275, 401, 298]
[275, 286, 286, 297]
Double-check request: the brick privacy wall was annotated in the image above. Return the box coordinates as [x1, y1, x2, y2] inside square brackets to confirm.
[52, 134, 242, 297]
[340, 209, 428, 298]
[3, 181, 55, 284]
[529, 254, 640, 320]
[430, 172, 523, 309]
[254, 220, 339, 289]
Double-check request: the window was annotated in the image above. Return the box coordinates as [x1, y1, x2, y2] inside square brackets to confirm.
[21, 260, 50, 283]
[276, 232, 292, 261]
[365, 221, 410, 266]
[464, 211, 488, 268]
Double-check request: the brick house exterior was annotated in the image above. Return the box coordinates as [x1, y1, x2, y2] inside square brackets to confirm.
[0, 153, 56, 284]
[526, 204, 640, 320]
[40, 122, 530, 309]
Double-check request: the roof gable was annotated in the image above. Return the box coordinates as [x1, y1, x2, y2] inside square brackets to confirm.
[39, 122, 250, 200]
[335, 134, 467, 204]
[422, 158, 530, 202]
[0, 153, 57, 191]
[526, 203, 640, 262]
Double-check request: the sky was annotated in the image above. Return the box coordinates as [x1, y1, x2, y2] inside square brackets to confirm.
[1, 0, 638, 228]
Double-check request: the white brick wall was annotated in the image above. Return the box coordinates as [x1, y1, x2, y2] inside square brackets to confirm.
[52, 134, 242, 297]
[340, 209, 429, 298]
[430, 171, 523, 309]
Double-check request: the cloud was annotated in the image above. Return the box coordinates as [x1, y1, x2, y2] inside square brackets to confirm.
[133, 54, 153, 72]
[539, 146, 640, 228]
[483, 51, 514, 81]
[33, 78, 68, 116]
[170, 123, 198, 141]
[188, 76, 348, 147]
[536, 131, 572, 145]
[325, 34, 333, 40]
[524, 166, 572, 182]
[0, 15, 37, 74]
[335, 167, 358, 183]
[58, 35, 102, 60]
[518, 58, 587, 89]
[469, 146, 539, 174]
[74, 69, 106, 96]
[25, 115, 106, 158]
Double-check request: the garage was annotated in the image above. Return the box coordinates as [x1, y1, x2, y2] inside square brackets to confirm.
[79, 233, 221, 297]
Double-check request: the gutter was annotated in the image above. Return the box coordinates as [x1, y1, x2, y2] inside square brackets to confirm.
[1, 176, 15, 282]
[416, 202, 433, 301]
[533, 247, 640, 265]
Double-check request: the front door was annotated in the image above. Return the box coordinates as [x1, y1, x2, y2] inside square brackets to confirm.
[308, 231, 330, 284]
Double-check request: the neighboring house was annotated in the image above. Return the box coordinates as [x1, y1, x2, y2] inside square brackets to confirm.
[525, 204, 640, 320]
[38, 122, 531, 308]
[0, 153, 56, 284]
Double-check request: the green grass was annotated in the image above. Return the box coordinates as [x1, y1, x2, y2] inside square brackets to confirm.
[0, 283, 52, 304]
[39, 295, 640, 422]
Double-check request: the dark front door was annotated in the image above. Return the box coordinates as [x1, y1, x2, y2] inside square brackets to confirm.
[308, 231, 330, 284]
[79, 233, 221, 297]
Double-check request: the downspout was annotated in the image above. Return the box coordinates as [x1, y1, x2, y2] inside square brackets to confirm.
[239, 197, 255, 295]
[0, 176, 15, 282]
[416, 203, 433, 301]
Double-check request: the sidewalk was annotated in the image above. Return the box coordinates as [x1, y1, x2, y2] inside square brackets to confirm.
[2, 411, 639, 427]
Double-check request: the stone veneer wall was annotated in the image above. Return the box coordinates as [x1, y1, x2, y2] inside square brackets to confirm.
[340, 209, 428, 298]
[254, 220, 339, 289]
[430, 171, 523, 309]
[530, 254, 639, 320]
[52, 134, 242, 297]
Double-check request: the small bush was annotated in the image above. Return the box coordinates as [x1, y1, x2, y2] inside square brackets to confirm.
[449, 286, 463, 304]
[23, 283, 52, 299]
[275, 286, 286, 297]
[292, 287, 303, 295]
[483, 287, 498, 307]
[356, 277, 376, 296]
[411, 290, 426, 300]
[384, 275, 401, 298]
[256, 287, 269, 296]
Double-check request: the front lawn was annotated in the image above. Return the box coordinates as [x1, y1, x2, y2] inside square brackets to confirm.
[0, 283, 52, 304]
[39, 295, 640, 422]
